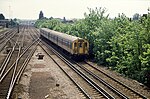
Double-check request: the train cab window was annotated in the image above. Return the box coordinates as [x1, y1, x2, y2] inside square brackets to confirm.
[79, 42, 82, 47]
[70, 42, 72, 48]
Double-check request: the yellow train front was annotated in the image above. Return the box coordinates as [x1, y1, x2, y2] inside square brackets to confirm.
[40, 28, 89, 60]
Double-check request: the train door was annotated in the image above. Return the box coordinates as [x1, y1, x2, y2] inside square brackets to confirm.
[78, 40, 84, 54]
[74, 42, 77, 54]
[83, 42, 88, 54]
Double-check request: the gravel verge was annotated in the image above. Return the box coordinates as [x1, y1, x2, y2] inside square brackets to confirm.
[16, 46, 83, 99]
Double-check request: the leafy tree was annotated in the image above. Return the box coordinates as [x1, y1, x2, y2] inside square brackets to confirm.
[35, 8, 150, 85]
[0, 13, 5, 20]
[39, 11, 44, 19]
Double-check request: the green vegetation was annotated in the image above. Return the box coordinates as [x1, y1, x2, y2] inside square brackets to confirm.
[0, 13, 5, 20]
[35, 7, 150, 86]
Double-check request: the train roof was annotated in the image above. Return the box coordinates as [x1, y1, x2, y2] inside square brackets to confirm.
[41, 28, 83, 42]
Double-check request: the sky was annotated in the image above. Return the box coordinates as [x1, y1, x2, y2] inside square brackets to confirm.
[0, 0, 149, 19]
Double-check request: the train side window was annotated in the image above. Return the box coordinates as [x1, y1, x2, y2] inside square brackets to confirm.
[70, 43, 72, 48]
[62, 39, 63, 44]
[66, 41, 69, 46]
[63, 40, 65, 45]
[58, 37, 61, 42]
[48, 33, 50, 38]
[65, 41, 67, 45]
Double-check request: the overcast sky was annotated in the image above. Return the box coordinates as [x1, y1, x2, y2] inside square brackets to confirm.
[0, 0, 149, 19]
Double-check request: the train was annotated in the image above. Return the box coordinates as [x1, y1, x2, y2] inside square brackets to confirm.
[40, 28, 89, 59]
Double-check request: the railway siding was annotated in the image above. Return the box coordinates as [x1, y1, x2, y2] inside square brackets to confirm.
[0, 26, 39, 99]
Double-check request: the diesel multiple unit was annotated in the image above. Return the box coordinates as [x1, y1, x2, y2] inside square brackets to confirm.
[40, 28, 89, 58]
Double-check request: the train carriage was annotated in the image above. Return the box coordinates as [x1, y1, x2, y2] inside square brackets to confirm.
[40, 28, 89, 58]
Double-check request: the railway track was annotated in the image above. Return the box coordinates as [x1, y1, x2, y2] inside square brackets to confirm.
[0, 26, 147, 98]
[0, 40, 39, 99]
[0, 28, 12, 41]
[40, 40, 115, 99]
[0, 28, 18, 52]
[81, 61, 148, 99]
[0, 33, 21, 78]
[28, 26, 40, 40]
[0, 26, 40, 99]
[40, 38, 148, 99]
[30, 26, 40, 38]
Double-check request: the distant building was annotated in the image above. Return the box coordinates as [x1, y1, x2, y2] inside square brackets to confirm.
[133, 13, 140, 20]
[0, 19, 10, 28]
[19, 20, 36, 26]
[54, 17, 74, 23]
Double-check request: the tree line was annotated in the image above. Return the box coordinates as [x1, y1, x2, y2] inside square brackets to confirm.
[35, 8, 150, 86]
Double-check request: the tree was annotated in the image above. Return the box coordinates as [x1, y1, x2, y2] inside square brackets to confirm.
[63, 17, 66, 23]
[39, 11, 44, 19]
[35, 8, 150, 86]
[0, 13, 5, 20]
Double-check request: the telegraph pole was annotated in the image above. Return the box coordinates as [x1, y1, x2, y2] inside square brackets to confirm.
[17, 24, 19, 33]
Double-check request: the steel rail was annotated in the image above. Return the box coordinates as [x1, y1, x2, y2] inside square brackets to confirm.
[10, 46, 21, 87]
[29, 28, 39, 40]
[0, 39, 39, 82]
[39, 42, 91, 99]
[0, 29, 9, 37]
[41, 41, 114, 99]
[0, 29, 14, 43]
[16, 41, 40, 84]
[75, 62, 128, 99]
[0, 48, 12, 72]
[9, 31, 23, 87]
[85, 61, 148, 99]
[0, 34, 20, 78]
[6, 41, 39, 99]
[0, 29, 17, 52]
[0, 29, 16, 44]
